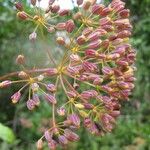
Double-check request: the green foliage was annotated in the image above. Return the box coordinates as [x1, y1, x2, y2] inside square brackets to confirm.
[0, 123, 16, 143]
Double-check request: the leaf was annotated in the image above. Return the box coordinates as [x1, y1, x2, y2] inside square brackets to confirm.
[0, 123, 16, 143]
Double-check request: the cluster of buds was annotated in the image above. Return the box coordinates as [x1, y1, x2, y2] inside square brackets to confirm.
[0, 0, 136, 149]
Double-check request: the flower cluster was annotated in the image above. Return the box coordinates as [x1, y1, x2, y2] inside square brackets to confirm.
[0, 0, 136, 149]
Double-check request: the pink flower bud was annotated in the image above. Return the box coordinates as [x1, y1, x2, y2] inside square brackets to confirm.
[76, 35, 86, 45]
[83, 103, 94, 109]
[15, 2, 23, 11]
[100, 7, 112, 16]
[55, 22, 66, 30]
[11, 91, 21, 104]
[30, 0, 36, 6]
[45, 94, 57, 104]
[0, 80, 12, 88]
[99, 17, 112, 26]
[27, 99, 35, 110]
[92, 4, 104, 14]
[57, 107, 65, 116]
[93, 77, 103, 85]
[80, 90, 98, 100]
[116, 60, 128, 66]
[114, 19, 130, 26]
[33, 94, 40, 106]
[82, 27, 93, 36]
[36, 139, 43, 150]
[49, 0, 55, 5]
[64, 129, 79, 141]
[70, 54, 80, 62]
[59, 9, 69, 16]
[83, 1, 91, 10]
[102, 67, 114, 76]
[67, 113, 80, 127]
[46, 84, 56, 92]
[18, 71, 28, 79]
[17, 11, 28, 20]
[117, 30, 131, 38]
[47, 27, 55, 33]
[82, 61, 98, 72]
[101, 25, 114, 32]
[44, 131, 52, 142]
[73, 12, 82, 20]
[88, 39, 102, 49]
[87, 32, 100, 41]
[109, 111, 120, 118]
[50, 4, 60, 13]
[67, 66, 79, 75]
[77, 0, 83, 5]
[56, 37, 65, 45]
[48, 140, 57, 150]
[16, 55, 25, 65]
[119, 9, 130, 18]
[65, 19, 75, 33]
[67, 91, 77, 98]
[58, 135, 68, 145]
[85, 49, 97, 57]
[29, 32, 37, 42]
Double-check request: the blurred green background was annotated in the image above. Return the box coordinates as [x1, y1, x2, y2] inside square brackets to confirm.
[0, 0, 150, 150]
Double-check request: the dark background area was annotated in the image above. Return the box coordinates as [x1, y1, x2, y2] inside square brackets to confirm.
[0, 0, 150, 149]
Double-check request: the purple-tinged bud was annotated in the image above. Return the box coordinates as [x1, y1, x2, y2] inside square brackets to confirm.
[73, 12, 82, 20]
[106, 53, 120, 60]
[36, 139, 43, 150]
[82, 27, 93, 36]
[48, 140, 57, 150]
[67, 91, 77, 98]
[67, 66, 79, 75]
[29, 32, 37, 42]
[30, 0, 36, 6]
[101, 25, 114, 32]
[45, 68, 58, 76]
[93, 77, 103, 85]
[70, 54, 80, 62]
[85, 49, 97, 57]
[47, 27, 55, 33]
[57, 107, 65, 116]
[77, 0, 83, 5]
[84, 118, 92, 128]
[114, 19, 130, 26]
[50, 4, 60, 13]
[0, 80, 12, 88]
[82, 61, 98, 72]
[45, 94, 57, 104]
[112, 3, 125, 13]
[111, 38, 123, 46]
[58, 135, 68, 145]
[26, 99, 35, 110]
[56, 37, 65, 45]
[92, 4, 104, 14]
[99, 17, 112, 26]
[119, 9, 130, 18]
[87, 32, 100, 41]
[76, 35, 86, 45]
[118, 81, 129, 89]
[100, 7, 112, 16]
[83, 1, 91, 10]
[31, 83, 39, 92]
[59, 9, 69, 16]
[83, 103, 94, 109]
[110, 110, 120, 118]
[49, 0, 55, 5]
[68, 113, 80, 127]
[44, 131, 52, 142]
[16, 55, 25, 65]
[65, 19, 75, 33]
[11, 91, 21, 104]
[80, 90, 98, 100]
[33, 94, 40, 106]
[116, 60, 128, 66]
[64, 129, 79, 141]
[46, 84, 56, 92]
[15, 2, 23, 11]
[88, 39, 102, 49]
[18, 71, 28, 79]
[101, 85, 113, 93]
[17, 11, 28, 20]
[102, 67, 114, 76]
[55, 22, 66, 30]
[117, 30, 131, 38]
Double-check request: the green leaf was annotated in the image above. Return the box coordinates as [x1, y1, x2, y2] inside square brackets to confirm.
[0, 123, 16, 143]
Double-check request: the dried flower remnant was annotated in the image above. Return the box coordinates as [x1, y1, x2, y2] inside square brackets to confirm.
[0, 0, 136, 149]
